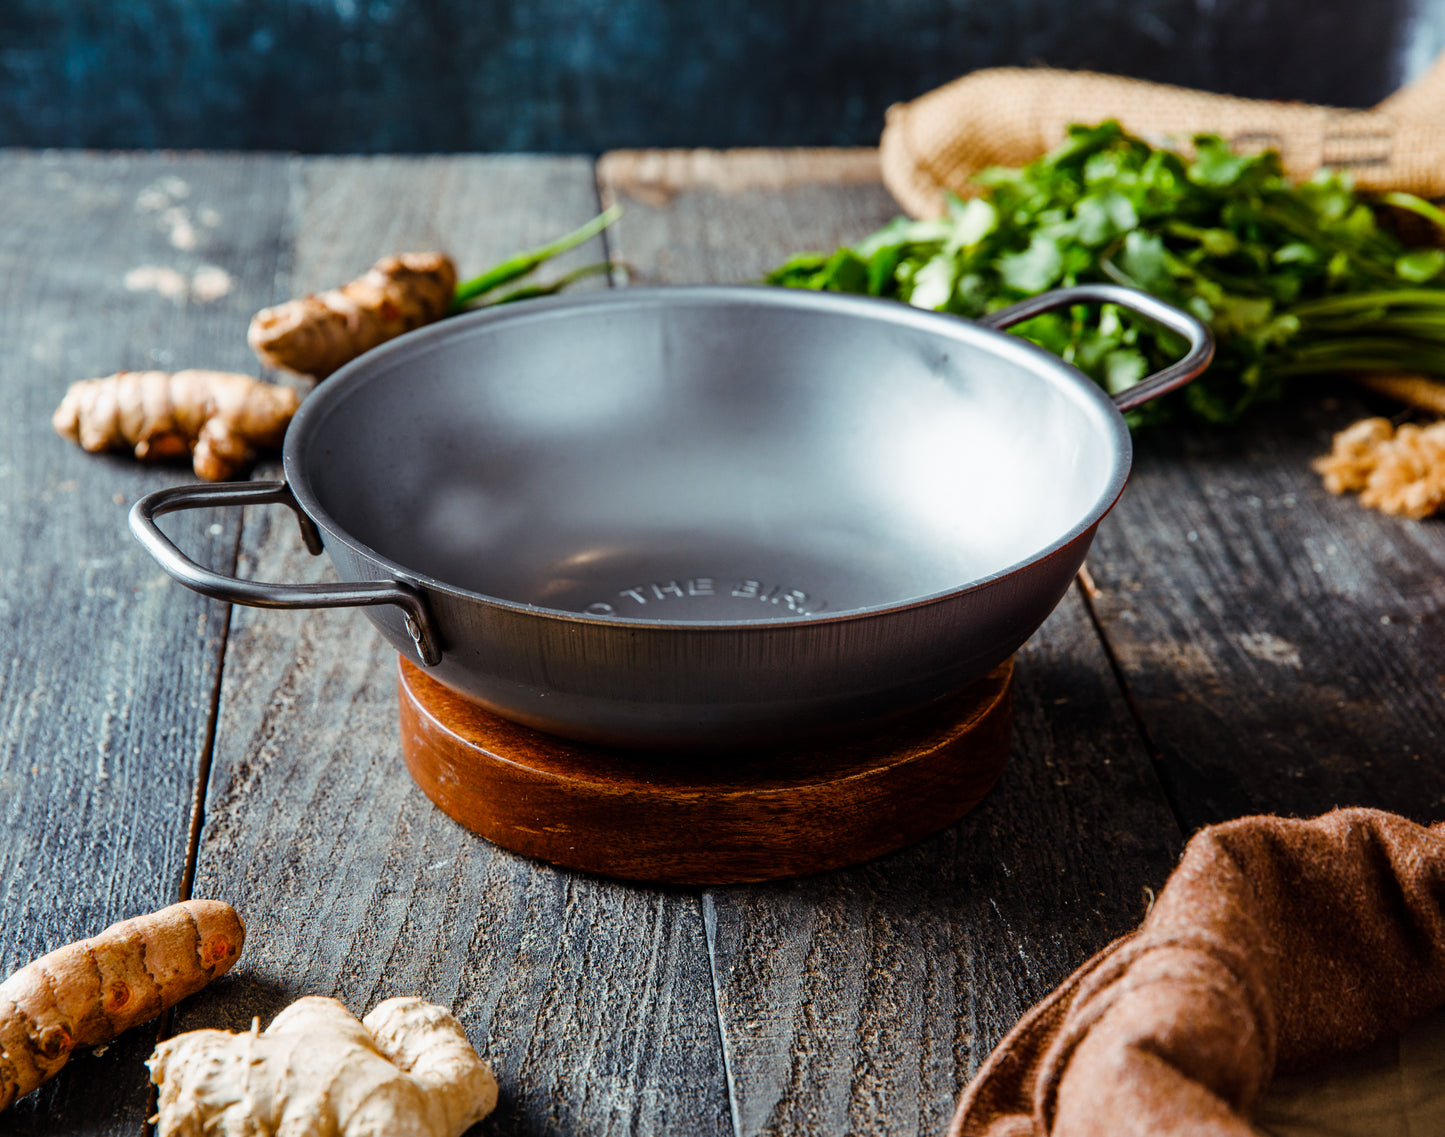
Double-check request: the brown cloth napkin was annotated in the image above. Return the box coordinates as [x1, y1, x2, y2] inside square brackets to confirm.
[948, 808, 1445, 1136]
[881, 54, 1445, 219]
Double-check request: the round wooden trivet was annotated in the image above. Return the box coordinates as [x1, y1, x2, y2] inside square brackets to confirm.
[397, 657, 1013, 885]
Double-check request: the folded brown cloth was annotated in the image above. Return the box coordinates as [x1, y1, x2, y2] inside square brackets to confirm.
[948, 808, 1445, 1136]
[881, 52, 1445, 218]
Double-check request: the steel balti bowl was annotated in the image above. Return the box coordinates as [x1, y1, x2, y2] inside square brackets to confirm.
[132, 284, 1212, 748]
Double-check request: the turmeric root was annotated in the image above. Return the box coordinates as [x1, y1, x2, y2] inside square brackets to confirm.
[1314, 416, 1445, 518]
[248, 252, 457, 379]
[148, 995, 498, 1137]
[0, 899, 244, 1111]
[52, 370, 298, 481]
[1353, 372, 1445, 416]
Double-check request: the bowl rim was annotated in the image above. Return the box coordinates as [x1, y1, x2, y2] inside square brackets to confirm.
[283, 284, 1132, 630]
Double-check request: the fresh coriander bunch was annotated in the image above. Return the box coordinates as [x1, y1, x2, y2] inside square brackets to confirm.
[768, 121, 1445, 427]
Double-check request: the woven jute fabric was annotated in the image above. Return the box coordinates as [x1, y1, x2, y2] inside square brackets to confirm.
[881, 55, 1445, 218]
[947, 808, 1445, 1136]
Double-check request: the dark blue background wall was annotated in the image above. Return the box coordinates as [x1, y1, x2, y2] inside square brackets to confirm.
[1, 0, 1434, 153]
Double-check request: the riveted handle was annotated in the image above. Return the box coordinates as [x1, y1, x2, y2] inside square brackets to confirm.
[129, 479, 442, 666]
[977, 283, 1214, 411]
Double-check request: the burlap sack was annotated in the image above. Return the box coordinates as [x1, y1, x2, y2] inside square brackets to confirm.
[948, 808, 1445, 1137]
[881, 53, 1445, 218]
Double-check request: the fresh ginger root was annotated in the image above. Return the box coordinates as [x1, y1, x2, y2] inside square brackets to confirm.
[1314, 416, 1445, 518]
[0, 900, 244, 1111]
[52, 370, 299, 481]
[248, 252, 458, 379]
[149, 995, 497, 1137]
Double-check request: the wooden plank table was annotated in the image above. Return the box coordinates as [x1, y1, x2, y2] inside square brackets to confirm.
[1, 147, 1442, 1136]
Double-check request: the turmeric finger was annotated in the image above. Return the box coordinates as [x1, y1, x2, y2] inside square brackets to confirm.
[0, 899, 245, 1111]
[248, 252, 457, 379]
[52, 370, 298, 481]
[1353, 372, 1445, 416]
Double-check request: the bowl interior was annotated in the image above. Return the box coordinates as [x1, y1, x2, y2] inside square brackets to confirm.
[293, 290, 1125, 622]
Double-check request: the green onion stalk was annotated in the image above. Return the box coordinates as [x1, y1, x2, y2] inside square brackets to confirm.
[451, 204, 622, 313]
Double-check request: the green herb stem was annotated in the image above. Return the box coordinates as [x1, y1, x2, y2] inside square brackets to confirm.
[1381, 191, 1445, 234]
[1289, 289, 1445, 317]
[1297, 314, 1445, 338]
[452, 205, 622, 311]
[488, 261, 617, 305]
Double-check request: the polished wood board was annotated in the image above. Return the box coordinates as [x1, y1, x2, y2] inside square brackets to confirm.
[398, 657, 1014, 884]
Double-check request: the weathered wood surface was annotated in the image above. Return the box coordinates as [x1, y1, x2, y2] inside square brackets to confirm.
[8, 146, 1445, 1137]
[0, 151, 289, 1134]
[1088, 395, 1445, 832]
[599, 152, 1185, 1136]
[698, 594, 1185, 1137]
[174, 157, 733, 1137]
[597, 149, 898, 287]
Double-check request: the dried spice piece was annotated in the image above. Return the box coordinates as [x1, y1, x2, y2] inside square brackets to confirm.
[1313, 417, 1395, 493]
[1314, 416, 1445, 518]
[52, 370, 298, 481]
[148, 996, 497, 1137]
[0, 901, 244, 1111]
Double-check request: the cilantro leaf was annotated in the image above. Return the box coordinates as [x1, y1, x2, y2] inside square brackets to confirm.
[768, 121, 1445, 427]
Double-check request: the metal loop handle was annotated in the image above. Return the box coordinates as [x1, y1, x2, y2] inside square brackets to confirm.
[128, 480, 442, 666]
[976, 284, 1215, 412]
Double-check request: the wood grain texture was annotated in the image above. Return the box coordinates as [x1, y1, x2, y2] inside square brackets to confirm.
[702, 596, 1183, 1137]
[176, 157, 732, 1137]
[0, 151, 289, 1133]
[260, 153, 612, 310]
[598, 149, 882, 205]
[1085, 393, 1445, 832]
[597, 152, 1184, 1136]
[18, 145, 1426, 1137]
[598, 148, 902, 287]
[398, 657, 1011, 884]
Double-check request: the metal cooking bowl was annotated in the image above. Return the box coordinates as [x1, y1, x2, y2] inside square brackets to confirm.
[132, 285, 1211, 748]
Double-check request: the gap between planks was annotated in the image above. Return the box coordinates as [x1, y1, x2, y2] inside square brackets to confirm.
[145, 150, 1174, 1137]
[594, 155, 752, 1137]
[145, 155, 305, 1133]
[591, 147, 1176, 1136]
[170, 150, 306, 914]
[1071, 573, 1182, 831]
